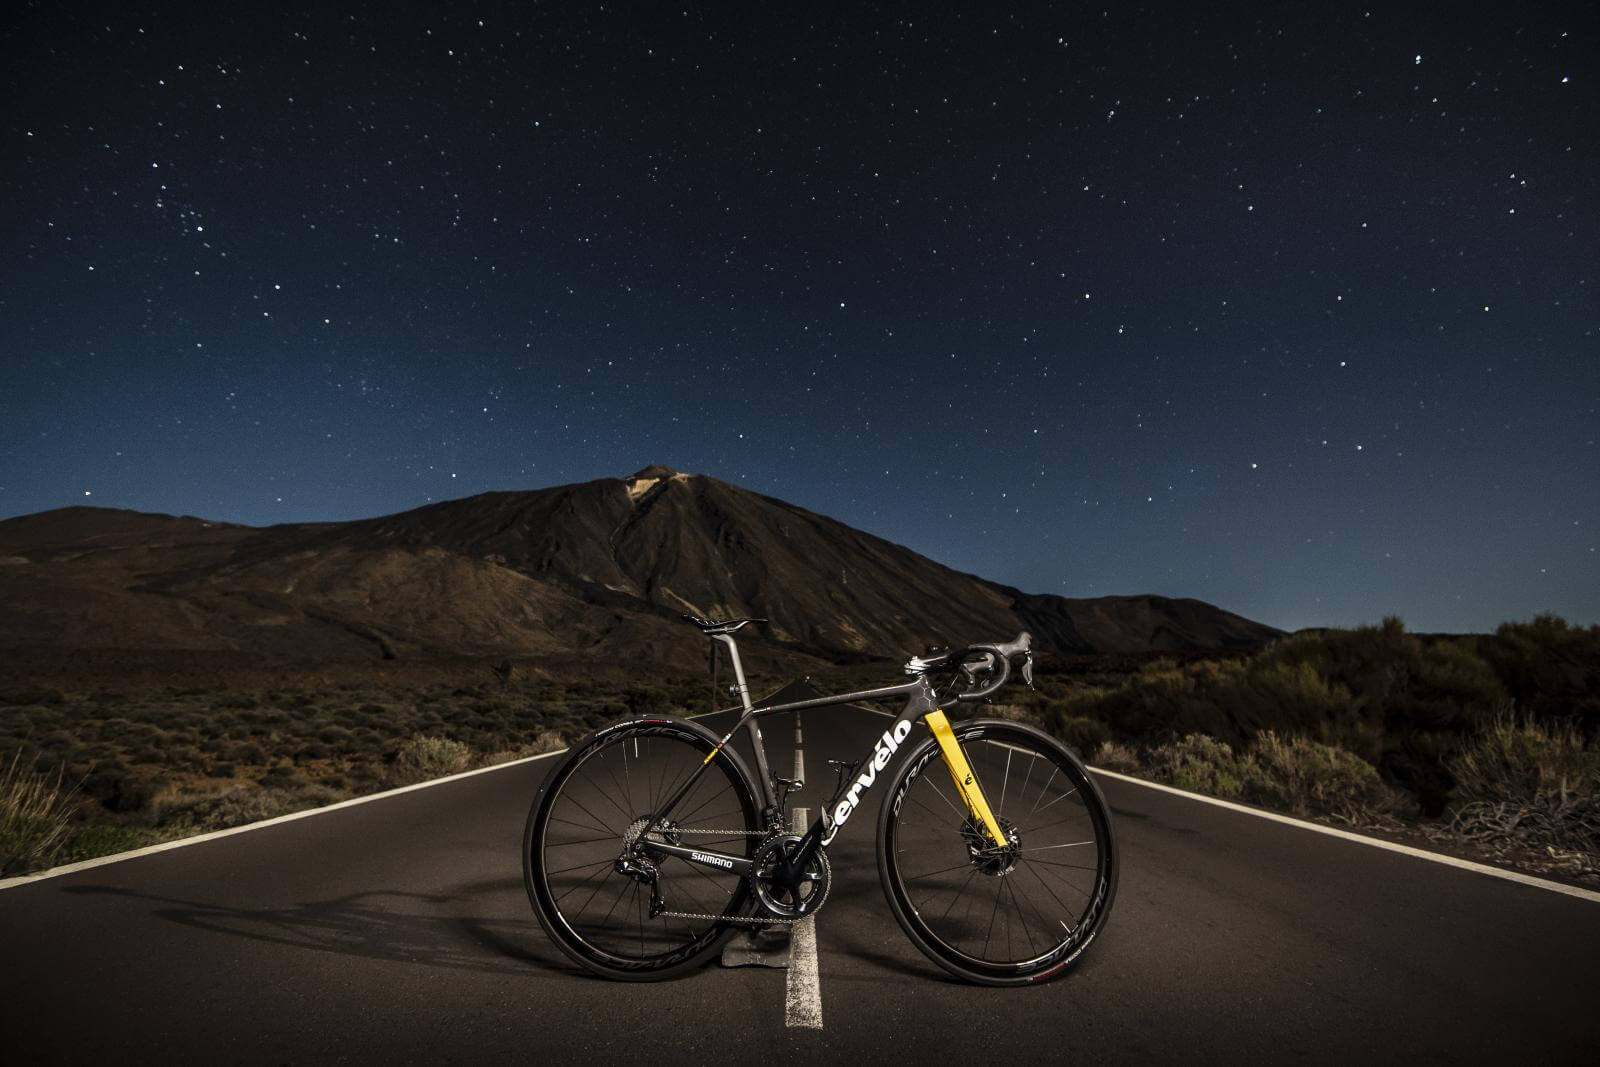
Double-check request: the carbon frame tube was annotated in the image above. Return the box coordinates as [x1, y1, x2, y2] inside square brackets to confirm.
[637, 676, 929, 846]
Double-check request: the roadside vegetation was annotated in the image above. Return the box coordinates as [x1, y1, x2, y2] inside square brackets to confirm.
[998, 615, 1600, 884]
[0, 671, 717, 874]
[2, 617, 1595, 884]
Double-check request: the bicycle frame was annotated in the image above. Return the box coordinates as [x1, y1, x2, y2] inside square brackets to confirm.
[636, 633, 1009, 889]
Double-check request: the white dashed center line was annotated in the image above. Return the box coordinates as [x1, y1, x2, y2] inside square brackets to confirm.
[785, 713, 823, 1029]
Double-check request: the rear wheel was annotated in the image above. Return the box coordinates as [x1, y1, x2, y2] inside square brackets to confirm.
[524, 718, 762, 980]
[877, 718, 1117, 985]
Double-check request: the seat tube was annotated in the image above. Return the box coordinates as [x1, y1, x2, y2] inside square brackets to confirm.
[715, 634, 777, 810]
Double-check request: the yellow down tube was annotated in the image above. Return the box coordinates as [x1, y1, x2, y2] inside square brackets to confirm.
[925, 710, 1009, 848]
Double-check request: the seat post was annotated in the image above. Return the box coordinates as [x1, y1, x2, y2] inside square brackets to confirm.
[713, 632, 777, 812]
[713, 633, 755, 713]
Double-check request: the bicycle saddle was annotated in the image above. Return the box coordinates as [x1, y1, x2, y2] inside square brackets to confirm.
[681, 614, 767, 635]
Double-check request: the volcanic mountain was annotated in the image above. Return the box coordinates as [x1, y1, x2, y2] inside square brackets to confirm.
[0, 466, 1279, 670]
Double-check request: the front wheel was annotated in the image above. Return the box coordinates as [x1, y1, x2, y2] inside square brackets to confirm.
[877, 718, 1118, 985]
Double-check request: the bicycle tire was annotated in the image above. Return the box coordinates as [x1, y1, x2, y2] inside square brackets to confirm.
[523, 716, 762, 981]
[877, 717, 1118, 985]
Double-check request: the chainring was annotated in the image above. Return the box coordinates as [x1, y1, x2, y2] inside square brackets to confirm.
[749, 834, 831, 919]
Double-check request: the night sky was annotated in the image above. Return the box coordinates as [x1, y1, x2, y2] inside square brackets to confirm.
[3, 3, 1595, 634]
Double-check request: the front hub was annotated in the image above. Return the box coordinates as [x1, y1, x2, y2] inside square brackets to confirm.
[961, 815, 1021, 876]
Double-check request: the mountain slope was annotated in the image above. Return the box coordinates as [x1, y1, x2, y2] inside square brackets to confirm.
[0, 467, 1280, 666]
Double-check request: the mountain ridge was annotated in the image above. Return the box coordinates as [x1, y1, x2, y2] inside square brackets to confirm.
[0, 466, 1281, 667]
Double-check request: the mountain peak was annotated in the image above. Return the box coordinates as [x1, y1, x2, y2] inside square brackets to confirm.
[622, 465, 691, 502]
[626, 464, 680, 480]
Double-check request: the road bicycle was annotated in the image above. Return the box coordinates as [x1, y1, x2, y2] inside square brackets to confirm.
[522, 616, 1118, 985]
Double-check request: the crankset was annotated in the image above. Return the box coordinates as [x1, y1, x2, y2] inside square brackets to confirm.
[749, 834, 831, 920]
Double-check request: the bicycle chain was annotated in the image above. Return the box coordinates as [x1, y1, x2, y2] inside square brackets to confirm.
[654, 828, 825, 926]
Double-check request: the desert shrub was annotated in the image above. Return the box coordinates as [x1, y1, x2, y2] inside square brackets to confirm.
[258, 766, 304, 790]
[81, 765, 161, 814]
[1447, 712, 1600, 857]
[1051, 715, 1111, 760]
[1243, 731, 1401, 819]
[229, 741, 269, 764]
[388, 735, 474, 786]
[529, 729, 565, 754]
[1147, 734, 1249, 798]
[158, 786, 286, 830]
[484, 730, 568, 766]
[127, 744, 166, 764]
[1092, 740, 1143, 773]
[1, 751, 78, 875]
[168, 745, 209, 771]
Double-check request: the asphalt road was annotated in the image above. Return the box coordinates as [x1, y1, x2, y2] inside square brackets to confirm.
[4, 698, 1598, 1064]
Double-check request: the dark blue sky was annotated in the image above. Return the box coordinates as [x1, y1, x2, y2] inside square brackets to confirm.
[3, 2, 1595, 633]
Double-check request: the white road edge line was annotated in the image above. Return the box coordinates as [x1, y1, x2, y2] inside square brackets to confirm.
[0, 746, 570, 891]
[1090, 767, 1600, 904]
[786, 802, 823, 1030]
[1, 706, 736, 892]
[850, 703, 1600, 905]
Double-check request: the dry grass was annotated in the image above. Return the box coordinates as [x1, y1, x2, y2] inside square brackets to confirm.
[1445, 712, 1600, 874]
[1, 750, 78, 876]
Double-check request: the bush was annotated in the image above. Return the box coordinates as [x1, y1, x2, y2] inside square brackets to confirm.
[230, 742, 269, 764]
[158, 786, 284, 830]
[1, 750, 78, 875]
[1092, 740, 1142, 773]
[529, 729, 565, 754]
[82, 767, 159, 813]
[1147, 734, 1249, 798]
[388, 735, 474, 786]
[1052, 715, 1111, 760]
[1243, 731, 1401, 819]
[1133, 731, 1401, 822]
[1448, 712, 1600, 856]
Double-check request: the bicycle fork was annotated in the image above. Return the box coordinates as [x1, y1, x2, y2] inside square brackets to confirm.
[924, 710, 1010, 849]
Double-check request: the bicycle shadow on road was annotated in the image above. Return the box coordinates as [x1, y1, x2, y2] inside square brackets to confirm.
[59, 882, 585, 980]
